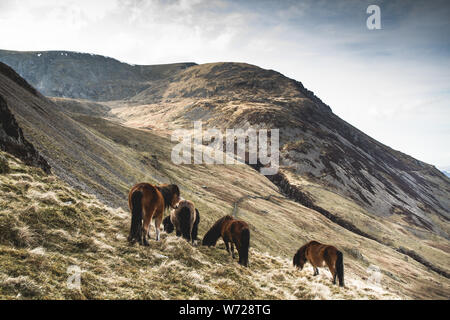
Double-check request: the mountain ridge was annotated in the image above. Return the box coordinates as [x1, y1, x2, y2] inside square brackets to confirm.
[0, 49, 196, 101]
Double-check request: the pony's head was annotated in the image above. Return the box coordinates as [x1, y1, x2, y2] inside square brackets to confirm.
[158, 184, 181, 209]
[162, 216, 174, 233]
[169, 184, 181, 209]
[293, 245, 307, 270]
[202, 215, 233, 246]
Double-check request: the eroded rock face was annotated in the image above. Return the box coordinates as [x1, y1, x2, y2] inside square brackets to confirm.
[0, 94, 50, 173]
[0, 50, 196, 101]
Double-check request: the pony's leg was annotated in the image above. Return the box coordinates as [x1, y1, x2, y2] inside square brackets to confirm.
[127, 231, 133, 243]
[142, 206, 153, 246]
[154, 222, 160, 241]
[174, 219, 181, 237]
[230, 243, 236, 259]
[154, 214, 163, 241]
[225, 241, 230, 254]
[188, 220, 194, 244]
[141, 223, 150, 246]
[330, 267, 336, 285]
[237, 248, 242, 265]
[314, 267, 319, 276]
[128, 225, 141, 245]
[225, 241, 233, 260]
[326, 261, 336, 285]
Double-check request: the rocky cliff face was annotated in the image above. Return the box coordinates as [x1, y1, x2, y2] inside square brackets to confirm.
[0, 50, 196, 101]
[0, 95, 50, 173]
[0, 62, 50, 173]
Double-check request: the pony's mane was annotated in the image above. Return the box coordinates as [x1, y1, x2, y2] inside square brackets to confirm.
[202, 215, 233, 246]
[293, 244, 307, 267]
[156, 184, 180, 209]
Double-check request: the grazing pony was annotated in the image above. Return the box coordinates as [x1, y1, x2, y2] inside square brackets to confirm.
[162, 199, 200, 244]
[202, 215, 250, 267]
[293, 240, 344, 287]
[128, 183, 180, 246]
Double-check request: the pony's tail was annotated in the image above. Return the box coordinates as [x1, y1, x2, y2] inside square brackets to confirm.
[336, 250, 344, 287]
[129, 190, 143, 243]
[240, 228, 250, 267]
[293, 251, 299, 267]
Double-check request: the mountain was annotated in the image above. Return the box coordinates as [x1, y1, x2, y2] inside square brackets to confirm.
[0, 51, 449, 299]
[0, 50, 195, 101]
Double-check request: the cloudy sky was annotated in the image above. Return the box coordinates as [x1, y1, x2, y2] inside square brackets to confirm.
[0, 0, 449, 169]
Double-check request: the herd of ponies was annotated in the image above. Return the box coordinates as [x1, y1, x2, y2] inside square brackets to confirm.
[127, 182, 345, 287]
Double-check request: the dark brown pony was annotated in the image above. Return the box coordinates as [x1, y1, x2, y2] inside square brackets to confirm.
[128, 183, 180, 246]
[163, 199, 200, 244]
[202, 215, 250, 267]
[293, 240, 344, 287]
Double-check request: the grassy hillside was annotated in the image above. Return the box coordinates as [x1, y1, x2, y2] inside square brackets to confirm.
[49, 97, 112, 117]
[4, 111, 450, 299]
[0, 151, 400, 299]
[3, 105, 449, 299]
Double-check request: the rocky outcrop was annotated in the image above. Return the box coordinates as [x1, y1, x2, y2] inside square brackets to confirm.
[0, 50, 196, 101]
[0, 94, 50, 173]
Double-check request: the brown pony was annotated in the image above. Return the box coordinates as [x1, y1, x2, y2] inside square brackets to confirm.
[162, 199, 200, 244]
[128, 183, 180, 246]
[293, 240, 344, 287]
[202, 215, 250, 267]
